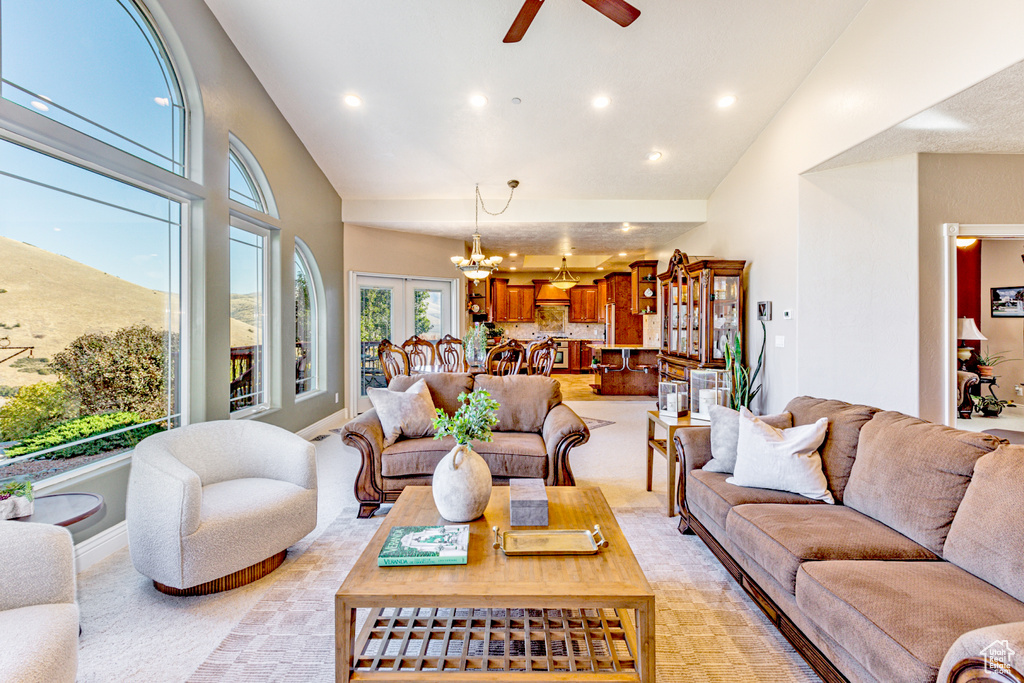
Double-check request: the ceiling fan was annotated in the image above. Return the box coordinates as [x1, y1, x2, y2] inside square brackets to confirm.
[503, 0, 641, 43]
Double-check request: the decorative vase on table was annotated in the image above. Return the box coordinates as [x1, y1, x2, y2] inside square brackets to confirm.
[430, 388, 500, 522]
[0, 481, 34, 519]
[432, 443, 493, 523]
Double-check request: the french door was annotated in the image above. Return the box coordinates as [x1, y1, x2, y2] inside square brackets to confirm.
[352, 274, 456, 413]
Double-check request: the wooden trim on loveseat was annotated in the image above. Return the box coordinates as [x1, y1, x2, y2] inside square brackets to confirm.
[947, 657, 1024, 683]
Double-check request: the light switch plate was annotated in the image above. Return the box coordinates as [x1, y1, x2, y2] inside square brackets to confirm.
[775, 336, 785, 348]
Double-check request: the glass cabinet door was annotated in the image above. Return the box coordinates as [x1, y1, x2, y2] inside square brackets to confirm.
[711, 274, 741, 361]
[665, 281, 677, 353]
[678, 273, 687, 355]
[687, 273, 700, 358]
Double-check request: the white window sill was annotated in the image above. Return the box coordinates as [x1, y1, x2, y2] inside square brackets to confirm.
[295, 388, 326, 404]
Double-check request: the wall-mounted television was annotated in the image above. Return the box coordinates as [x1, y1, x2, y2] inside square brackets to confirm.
[991, 286, 1024, 318]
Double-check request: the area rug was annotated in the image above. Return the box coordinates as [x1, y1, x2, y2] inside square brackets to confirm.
[189, 505, 815, 682]
[581, 417, 615, 430]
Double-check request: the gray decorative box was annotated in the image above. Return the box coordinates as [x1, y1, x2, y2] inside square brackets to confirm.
[509, 478, 548, 527]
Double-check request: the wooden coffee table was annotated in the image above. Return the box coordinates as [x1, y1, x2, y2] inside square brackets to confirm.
[336, 486, 655, 682]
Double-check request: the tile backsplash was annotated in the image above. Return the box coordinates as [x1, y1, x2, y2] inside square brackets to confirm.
[498, 320, 606, 341]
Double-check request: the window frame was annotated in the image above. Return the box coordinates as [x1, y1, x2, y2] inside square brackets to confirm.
[227, 133, 278, 218]
[228, 216, 274, 419]
[294, 238, 325, 401]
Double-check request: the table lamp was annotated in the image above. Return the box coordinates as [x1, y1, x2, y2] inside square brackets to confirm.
[957, 317, 987, 362]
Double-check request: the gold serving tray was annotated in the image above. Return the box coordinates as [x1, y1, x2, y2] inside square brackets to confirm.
[492, 525, 609, 556]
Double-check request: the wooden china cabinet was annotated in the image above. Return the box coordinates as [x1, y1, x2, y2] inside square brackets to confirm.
[658, 250, 746, 383]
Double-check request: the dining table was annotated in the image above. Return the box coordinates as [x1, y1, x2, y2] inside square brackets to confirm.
[411, 363, 488, 375]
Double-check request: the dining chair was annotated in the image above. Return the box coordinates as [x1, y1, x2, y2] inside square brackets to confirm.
[377, 339, 410, 382]
[526, 337, 557, 376]
[486, 339, 525, 376]
[436, 334, 467, 372]
[402, 335, 437, 371]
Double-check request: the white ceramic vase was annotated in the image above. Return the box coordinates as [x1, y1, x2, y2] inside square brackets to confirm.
[432, 443, 493, 522]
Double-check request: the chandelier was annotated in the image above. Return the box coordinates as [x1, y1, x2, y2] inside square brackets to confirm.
[549, 255, 580, 290]
[451, 180, 518, 282]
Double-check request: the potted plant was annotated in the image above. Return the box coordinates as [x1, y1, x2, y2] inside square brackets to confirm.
[430, 389, 500, 522]
[976, 348, 1016, 378]
[973, 394, 1011, 417]
[0, 479, 33, 519]
[724, 321, 766, 410]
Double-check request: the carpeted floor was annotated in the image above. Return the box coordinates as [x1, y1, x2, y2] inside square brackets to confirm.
[75, 399, 815, 682]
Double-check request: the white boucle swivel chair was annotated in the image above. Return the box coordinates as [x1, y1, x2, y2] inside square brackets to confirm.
[0, 521, 79, 683]
[127, 420, 317, 596]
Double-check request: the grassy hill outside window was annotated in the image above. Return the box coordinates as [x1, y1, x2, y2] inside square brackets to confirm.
[0, 0, 188, 485]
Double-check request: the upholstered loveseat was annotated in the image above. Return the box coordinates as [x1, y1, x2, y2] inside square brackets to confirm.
[675, 397, 1024, 683]
[342, 373, 589, 518]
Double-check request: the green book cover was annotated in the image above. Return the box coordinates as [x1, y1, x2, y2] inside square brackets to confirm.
[377, 524, 470, 567]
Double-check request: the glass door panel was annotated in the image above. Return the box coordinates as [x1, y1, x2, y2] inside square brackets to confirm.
[667, 281, 678, 353]
[711, 275, 741, 361]
[678, 275, 688, 356]
[412, 287, 445, 341]
[688, 274, 701, 358]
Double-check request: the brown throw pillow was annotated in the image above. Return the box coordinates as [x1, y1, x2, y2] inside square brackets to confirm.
[473, 375, 560, 432]
[368, 378, 437, 447]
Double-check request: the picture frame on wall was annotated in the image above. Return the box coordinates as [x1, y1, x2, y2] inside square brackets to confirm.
[991, 286, 1024, 318]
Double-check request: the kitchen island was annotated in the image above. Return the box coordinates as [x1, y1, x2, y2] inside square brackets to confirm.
[588, 344, 659, 396]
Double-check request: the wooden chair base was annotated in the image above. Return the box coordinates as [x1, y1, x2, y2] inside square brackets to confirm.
[153, 550, 287, 596]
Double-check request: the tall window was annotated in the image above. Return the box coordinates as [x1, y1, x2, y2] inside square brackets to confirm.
[294, 241, 321, 397]
[228, 149, 265, 213]
[1, 0, 186, 175]
[0, 139, 182, 482]
[229, 223, 269, 415]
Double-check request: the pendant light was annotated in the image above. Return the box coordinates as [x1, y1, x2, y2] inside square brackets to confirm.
[451, 180, 518, 282]
[549, 255, 580, 290]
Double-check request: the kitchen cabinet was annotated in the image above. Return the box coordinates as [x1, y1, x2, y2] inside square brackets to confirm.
[596, 279, 608, 322]
[605, 272, 642, 346]
[567, 340, 596, 374]
[568, 285, 599, 322]
[658, 249, 745, 382]
[501, 285, 534, 322]
[489, 278, 508, 322]
[630, 260, 659, 315]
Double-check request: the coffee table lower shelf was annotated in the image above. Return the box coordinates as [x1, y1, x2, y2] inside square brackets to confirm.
[347, 605, 641, 681]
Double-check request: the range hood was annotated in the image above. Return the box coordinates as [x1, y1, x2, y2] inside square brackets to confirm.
[533, 280, 570, 305]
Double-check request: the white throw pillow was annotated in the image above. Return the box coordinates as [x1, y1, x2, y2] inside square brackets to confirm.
[367, 378, 437, 447]
[727, 407, 833, 503]
[703, 405, 793, 474]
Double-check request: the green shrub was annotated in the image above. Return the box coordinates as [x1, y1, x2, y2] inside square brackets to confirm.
[4, 412, 164, 459]
[0, 382, 69, 441]
[50, 325, 171, 419]
[0, 386, 18, 398]
[10, 357, 52, 375]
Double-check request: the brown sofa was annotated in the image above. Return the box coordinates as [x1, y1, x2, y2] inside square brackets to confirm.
[675, 396, 1024, 683]
[342, 373, 590, 518]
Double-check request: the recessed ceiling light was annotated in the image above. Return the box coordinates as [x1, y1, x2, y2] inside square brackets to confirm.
[646, 151, 662, 162]
[510, 266, 517, 270]
[592, 96, 611, 109]
[343, 94, 362, 107]
[470, 94, 488, 107]
[622, 223, 631, 232]
[597, 267, 604, 271]
[509, 252, 517, 257]
[564, 252, 572, 257]
[553, 267, 560, 271]
[718, 95, 737, 108]
[619, 252, 627, 256]
[30, 100, 50, 112]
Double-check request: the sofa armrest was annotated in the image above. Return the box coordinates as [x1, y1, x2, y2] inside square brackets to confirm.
[0, 522, 76, 611]
[341, 409, 386, 514]
[939, 622, 1024, 682]
[674, 426, 712, 472]
[542, 404, 590, 486]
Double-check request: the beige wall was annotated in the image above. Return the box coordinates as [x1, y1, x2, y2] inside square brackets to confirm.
[979, 239, 1024, 401]
[651, 0, 1024, 415]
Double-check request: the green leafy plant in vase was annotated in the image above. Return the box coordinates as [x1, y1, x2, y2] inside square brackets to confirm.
[973, 394, 1010, 417]
[976, 348, 1017, 378]
[724, 321, 766, 411]
[430, 389, 500, 522]
[0, 479, 34, 519]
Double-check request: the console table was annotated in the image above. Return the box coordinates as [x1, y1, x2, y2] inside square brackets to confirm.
[645, 411, 691, 517]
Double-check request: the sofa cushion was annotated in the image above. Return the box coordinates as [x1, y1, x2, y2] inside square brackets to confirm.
[944, 445, 1024, 603]
[727, 409, 832, 503]
[844, 411, 1001, 554]
[783, 397, 879, 503]
[367, 378, 436, 447]
[686, 469, 825, 531]
[703, 405, 792, 473]
[726, 504, 938, 594]
[0, 603, 79, 683]
[381, 433, 548, 479]
[796, 560, 1024, 683]
[390, 373, 474, 417]
[473, 374, 560, 433]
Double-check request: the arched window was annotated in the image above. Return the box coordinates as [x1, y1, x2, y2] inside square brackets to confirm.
[1, 0, 187, 175]
[228, 134, 277, 217]
[0, 0, 189, 485]
[294, 239, 324, 397]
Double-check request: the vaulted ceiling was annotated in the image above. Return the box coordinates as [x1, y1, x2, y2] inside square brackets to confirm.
[204, 0, 869, 265]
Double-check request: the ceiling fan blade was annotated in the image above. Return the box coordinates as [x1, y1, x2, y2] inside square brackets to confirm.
[503, 0, 545, 43]
[578, 0, 641, 27]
